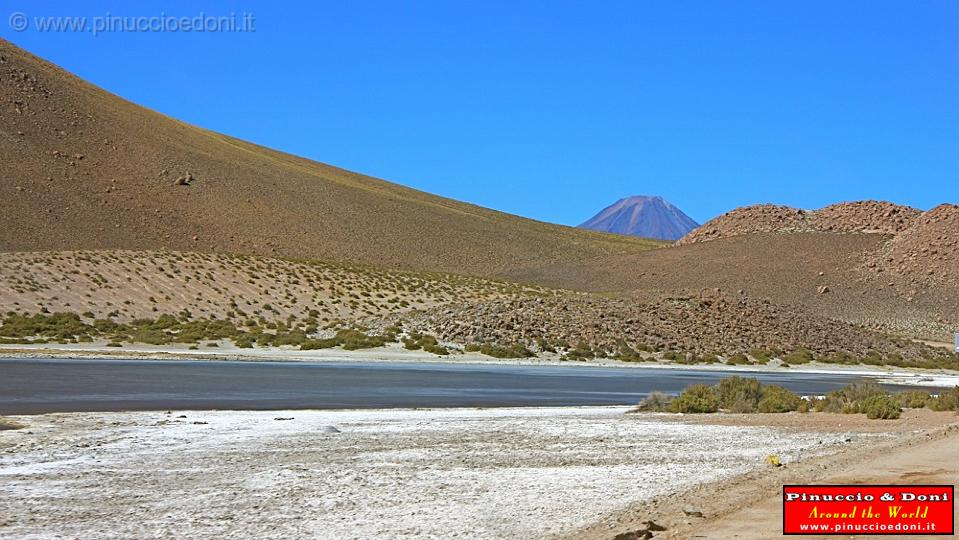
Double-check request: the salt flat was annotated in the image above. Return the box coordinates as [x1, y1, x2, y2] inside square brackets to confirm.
[0, 407, 855, 539]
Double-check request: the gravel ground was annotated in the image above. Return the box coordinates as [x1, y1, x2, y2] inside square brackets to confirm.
[0, 407, 860, 539]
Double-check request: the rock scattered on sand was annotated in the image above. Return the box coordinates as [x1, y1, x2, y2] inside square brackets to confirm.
[173, 172, 193, 186]
[682, 507, 704, 518]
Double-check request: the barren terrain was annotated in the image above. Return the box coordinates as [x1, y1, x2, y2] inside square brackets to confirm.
[569, 410, 959, 540]
[0, 407, 881, 539]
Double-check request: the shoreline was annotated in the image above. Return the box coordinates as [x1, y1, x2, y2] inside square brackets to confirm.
[2, 341, 959, 388]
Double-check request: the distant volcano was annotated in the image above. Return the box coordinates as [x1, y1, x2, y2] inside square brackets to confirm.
[579, 196, 699, 241]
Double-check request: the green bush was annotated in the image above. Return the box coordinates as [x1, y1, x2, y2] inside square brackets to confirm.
[749, 348, 774, 364]
[783, 348, 814, 365]
[336, 329, 387, 350]
[817, 381, 900, 419]
[633, 392, 672, 412]
[757, 385, 802, 413]
[662, 351, 685, 362]
[670, 384, 719, 413]
[299, 338, 337, 350]
[861, 394, 901, 419]
[402, 333, 447, 354]
[565, 341, 595, 360]
[716, 376, 763, 412]
[423, 343, 450, 355]
[725, 353, 751, 365]
[897, 390, 931, 409]
[468, 343, 534, 359]
[928, 387, 959, 412]
[832, 381, 886, 403]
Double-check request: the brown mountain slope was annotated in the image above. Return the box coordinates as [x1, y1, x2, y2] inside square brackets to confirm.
[2, 249, 952, 364]
[506, 232, 959, 342]
[0, 39, 659, 277]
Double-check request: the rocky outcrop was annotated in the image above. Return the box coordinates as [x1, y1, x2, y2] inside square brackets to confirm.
[865, 204, 959, 289]
[678, 201, 921, 245]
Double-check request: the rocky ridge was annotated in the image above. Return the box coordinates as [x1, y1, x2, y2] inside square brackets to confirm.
[865, 204, 959, 289]
[678, 201, 921, 245]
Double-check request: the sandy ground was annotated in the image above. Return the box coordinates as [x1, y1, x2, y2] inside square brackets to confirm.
[3, 342, 958, 388]
[568, 409, 959, 540]
[0, 407, 883, 540]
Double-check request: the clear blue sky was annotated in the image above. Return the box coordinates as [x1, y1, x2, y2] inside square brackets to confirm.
[3, 1, 957, 224]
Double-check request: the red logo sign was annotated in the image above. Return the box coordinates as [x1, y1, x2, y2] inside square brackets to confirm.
[783, 485, 954, 535]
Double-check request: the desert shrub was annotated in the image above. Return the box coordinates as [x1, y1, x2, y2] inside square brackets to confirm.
[897, 390, 931, 409]
[565, 341, 595, 361]
[817, 381, 898, 419]
[783, 348, 814, 365]
[402, 333, 445, 353]
[861, 351, 884, 366]
[403, 334, 425, 350]
[749, 348, 774, 364]
[757, 385, 802, 413]
[0, 312, 92, 339]
[472, 343, 534, 359]
[128, 328, 173, 345]
[269, 330, 310, 347]
[832, 381, 886, 403]
[613, 343, 645, 362]
[716, 376, 763, 412]
[671, 353, 701, 365]
[0, 417, 26, 430]
[860, 394, 901, 419]
[819, 351, 857, 365]
[928, 387, 959, 412]
[339, 329, 388, 350]
[423, 343, 450, 355]
[536, 338, 557, 354]
[725, 353, 751, 365]
[299, 338, 337, 350]
[670, 384, 719, 413]
[633, 392, 672, 412]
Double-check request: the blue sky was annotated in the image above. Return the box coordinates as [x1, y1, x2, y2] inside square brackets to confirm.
[2, 1, 957, 225]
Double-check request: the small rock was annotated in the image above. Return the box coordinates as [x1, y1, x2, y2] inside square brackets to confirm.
[273, 417, 294, 421]
[816, 285, 829, 294]
[683, 507, 704, 518]
[644, 520, 667, 532]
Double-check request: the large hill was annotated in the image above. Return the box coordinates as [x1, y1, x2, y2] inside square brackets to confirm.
[0, 39, 660, 277]
[1, 39, 956, 357]
[578, 196, 698, 241]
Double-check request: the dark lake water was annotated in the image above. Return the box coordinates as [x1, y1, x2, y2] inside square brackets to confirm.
[0, 357, 911, 414]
